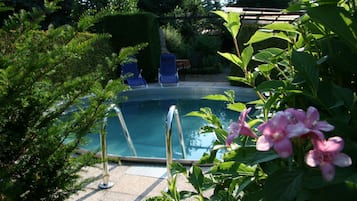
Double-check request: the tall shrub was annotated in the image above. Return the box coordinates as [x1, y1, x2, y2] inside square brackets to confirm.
[95, 12, 161, 82]
[0, 2, 137, 200]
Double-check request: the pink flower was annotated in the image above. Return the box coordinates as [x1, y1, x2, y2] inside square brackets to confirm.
[286, 106, 334, 139]
[256, 111, 293, 158]
[305, 136, 352, 181]
[226, 108, 257, 146]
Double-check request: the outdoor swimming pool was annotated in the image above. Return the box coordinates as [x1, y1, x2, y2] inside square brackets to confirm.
[80, 86, 257, 163]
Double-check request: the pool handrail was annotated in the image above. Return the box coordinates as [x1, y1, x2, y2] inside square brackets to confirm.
[165, 105, 187, 180]
[98, 104, 137, 189]
[110, 104, 137, 156]
[98, 116, 114, 189]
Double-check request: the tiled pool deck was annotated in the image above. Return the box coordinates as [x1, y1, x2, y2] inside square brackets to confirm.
[68, 72, 238, 200]
[68, 161, 214, 201]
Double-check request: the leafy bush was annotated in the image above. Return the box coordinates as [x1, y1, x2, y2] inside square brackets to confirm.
[227, 23, 289, 86]
[188, 34, 223, 73]
[0, 2, 140, 200]
[161, 24, 191, 58]
[150, 1, 357, 200]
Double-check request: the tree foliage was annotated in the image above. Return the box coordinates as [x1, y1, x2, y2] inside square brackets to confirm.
[137, 0, 180, 16]
[1, 0, 139, 26]
[0, 2, 140, 200]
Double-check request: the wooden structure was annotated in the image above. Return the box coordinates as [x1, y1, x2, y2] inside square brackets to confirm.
[222, 7, 303, 24]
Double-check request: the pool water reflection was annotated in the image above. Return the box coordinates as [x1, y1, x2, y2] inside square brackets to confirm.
[82, 99, 237, 161]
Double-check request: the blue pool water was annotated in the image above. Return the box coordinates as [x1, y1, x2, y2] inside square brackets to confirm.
[80, 87, 257, 161]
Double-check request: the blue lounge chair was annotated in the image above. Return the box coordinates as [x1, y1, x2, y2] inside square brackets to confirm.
[159, 53, 179, 87]
[121, 62, 148, 88]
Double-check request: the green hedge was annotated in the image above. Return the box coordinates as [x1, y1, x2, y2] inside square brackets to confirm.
[95, 12, 161, 82]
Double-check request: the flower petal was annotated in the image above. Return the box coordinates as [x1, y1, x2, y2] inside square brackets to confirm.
[239, 107, 251, 123]
[320, 163, 335, 182]
[285, 108, 305, 123]
[324, 136, 344, 152]
[273, 112, 289, 130]
[256, 136, 272, 151]
[286, 123, 309, 138]
[306, 106, 319, 123]
[309, 129, 325, 140]
[228, 122, 240, 135]
[333, 153, 352, 167]
[240, 124, 258, 138]
[273, 138, 292, 158]
[226, 133, 238, 146]
[257, 121, 272, 135]
[315, 121, 334, 132]
[305, 150, 320, 167]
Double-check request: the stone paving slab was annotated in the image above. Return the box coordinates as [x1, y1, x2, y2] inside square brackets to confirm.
[67, 162, 209, 201]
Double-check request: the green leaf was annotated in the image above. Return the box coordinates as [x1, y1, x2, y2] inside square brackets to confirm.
[211, 10, 228, 22]
[308, 5, 357, 52]
[211, 161, 256, 176]
[235, 176, 255, 197]
[203, 94, 229, 102]
[224, 90, 236, 103]
[226, 12, 241, 38]
[253, 48, 284, 63]
[332, 84, 354, 110]
[263, 22, 299, 33]
[199, 125, 215, 134]
[186, 108, 222, 129]
[214, 128, 228, 144]
[256, 80, 285, 92]
[291, 50, 319, 96]
[197, 149, 219, 164]
[224, 147, 279, 165]
[257, 64, 275, 73]
[185, 111, 206, 118]
[212, 11, 241, 38]
[241, 45, 254, 69]
[170, 162, 187, 176]
[165, 174, 181, 200]
[188, 166, 204, 194]
[246, 31, 275, 44]
[264, 168, 304, 201]
[246, 30, 292, 45]
[263, 93, 281, 118]
[218, 51, 243, 68]
[0, 3, 13, 12]
[247, 99, 264, 106]
[227, 76, 250, 86]
[272, 32, 292, 43]
[317, 81, 354, 115]
[247, 118, 264, 128]
[227, 102, 246, 112]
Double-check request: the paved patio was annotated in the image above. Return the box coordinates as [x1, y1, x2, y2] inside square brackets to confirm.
[68, 161, 212, 201]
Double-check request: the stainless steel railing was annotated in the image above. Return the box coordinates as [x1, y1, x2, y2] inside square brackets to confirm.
[98, 116, 114, 189]
[98, 103, 137, 189]
[165, 105, 186, 180]
[110, 104, 137, 156]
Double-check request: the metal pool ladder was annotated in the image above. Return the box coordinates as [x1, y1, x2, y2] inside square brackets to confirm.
[166, 105, 187, 180]
[98, 103, 137, 189]
[111, 104, 137, 156]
